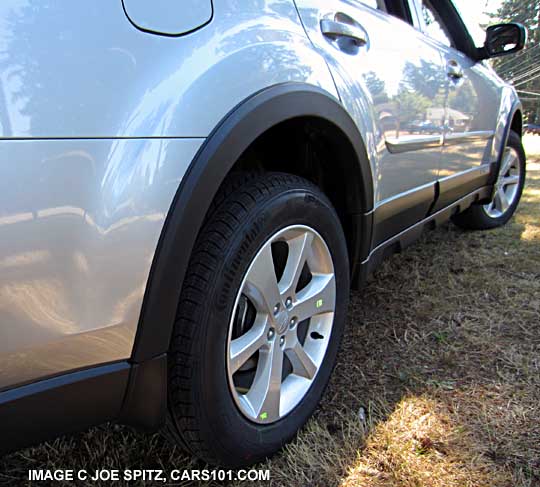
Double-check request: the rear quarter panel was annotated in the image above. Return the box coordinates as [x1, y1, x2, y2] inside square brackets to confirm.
[0, 0, 337, 389]
[0, 0, 336, 138]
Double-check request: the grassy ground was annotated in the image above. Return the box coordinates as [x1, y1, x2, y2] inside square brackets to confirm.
[1, 137, 539, 487]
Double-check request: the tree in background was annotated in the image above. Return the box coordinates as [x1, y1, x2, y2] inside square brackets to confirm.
[490, 0, 540, 123]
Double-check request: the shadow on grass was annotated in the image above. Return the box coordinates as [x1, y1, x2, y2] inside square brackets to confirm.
[266, 160, 540, 486]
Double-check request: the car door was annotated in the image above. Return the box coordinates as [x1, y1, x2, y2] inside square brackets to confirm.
[293, 0, 449, 245]
[411, 0, 502, 210]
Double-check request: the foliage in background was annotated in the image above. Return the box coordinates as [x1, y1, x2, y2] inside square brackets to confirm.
[490, 0, 540, 122]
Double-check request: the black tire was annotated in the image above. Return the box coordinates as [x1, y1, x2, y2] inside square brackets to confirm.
[452, 130, 526, 230]
[167, 172, 349, 467]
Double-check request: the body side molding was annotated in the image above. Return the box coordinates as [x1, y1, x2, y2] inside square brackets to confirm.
[130, 82, 374, 364]
[353, 185, 493, 287]
[371, 182, 436, 246]
[433, 163, 495, 212]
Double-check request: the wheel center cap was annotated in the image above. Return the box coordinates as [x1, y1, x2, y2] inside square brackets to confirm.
[275, 309, 289, 335]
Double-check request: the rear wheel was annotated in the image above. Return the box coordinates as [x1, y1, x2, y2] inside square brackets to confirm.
[452, 130, 526, 230]
[167, 172, 349, 467]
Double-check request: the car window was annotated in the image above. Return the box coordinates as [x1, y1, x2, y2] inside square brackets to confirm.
[358, 0, 387, 11]
[450, 0, 486, 48]
[381, 0, 415, 27]
[359, 0, 378, 8]
[420, 0, 452, 47]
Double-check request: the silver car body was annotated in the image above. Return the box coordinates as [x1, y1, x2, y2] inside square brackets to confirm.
[0, 0, 520, 390]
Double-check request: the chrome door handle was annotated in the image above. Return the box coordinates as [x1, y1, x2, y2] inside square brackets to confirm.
[320, 19, 368, 46]
[447, 60, 463, 79]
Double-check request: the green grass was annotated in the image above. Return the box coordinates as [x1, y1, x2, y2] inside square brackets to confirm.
[1, 138, 539, 487]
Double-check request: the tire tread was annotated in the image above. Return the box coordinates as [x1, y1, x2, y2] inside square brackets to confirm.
[166, 172, 322, 464]
[452, 131, 526, 230]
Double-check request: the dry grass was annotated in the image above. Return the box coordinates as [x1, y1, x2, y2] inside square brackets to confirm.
[1, 138, 539, 486]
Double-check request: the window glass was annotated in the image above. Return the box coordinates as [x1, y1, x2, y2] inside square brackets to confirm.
[450, 0, 486, 48]
[359, 0, 386, 11]
[384, 0, 413, 24]
[360, 0, 379, 8]
[420, 1, 452, 47]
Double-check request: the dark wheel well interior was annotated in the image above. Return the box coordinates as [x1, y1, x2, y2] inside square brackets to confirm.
[225, 116, 369, 274]
[131, 84, 373, 364]
[511, 110, 523, 137]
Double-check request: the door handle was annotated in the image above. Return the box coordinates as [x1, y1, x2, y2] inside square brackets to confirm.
[320, 19, 368, 46]
[447, 60, 463, 79]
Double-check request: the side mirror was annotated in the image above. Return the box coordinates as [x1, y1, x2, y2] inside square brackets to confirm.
[479, 23, 527, 59]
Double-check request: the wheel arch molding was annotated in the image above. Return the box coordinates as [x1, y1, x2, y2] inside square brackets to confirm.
[490, 96, 523, 188]
[130, 82, 374, 364]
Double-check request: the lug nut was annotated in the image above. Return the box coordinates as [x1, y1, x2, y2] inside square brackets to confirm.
[285, 297, 292, 309]
[273, 303, 280, 315]
[267, 328, 275, 340]
[289, 317, 297, 328]
[279, 336, 285, 346]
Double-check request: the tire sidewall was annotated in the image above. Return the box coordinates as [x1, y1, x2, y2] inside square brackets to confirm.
[481, 131, 526, 226]
[189, 184, 349, 466]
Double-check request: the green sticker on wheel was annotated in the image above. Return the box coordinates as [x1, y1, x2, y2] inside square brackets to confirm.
[260, 412, 268, 420]
[316, 299, 323, 308]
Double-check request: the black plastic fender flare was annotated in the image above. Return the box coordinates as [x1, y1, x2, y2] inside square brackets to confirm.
[131, 82, 374, 364]
[490, 99, 523, 189]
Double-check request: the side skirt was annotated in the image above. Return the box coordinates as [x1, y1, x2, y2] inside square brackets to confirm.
[0, 354, 168, 454]
[371, 182, 436, 247]
[352, 185, 492, 287]
[0, 362, 130, 454]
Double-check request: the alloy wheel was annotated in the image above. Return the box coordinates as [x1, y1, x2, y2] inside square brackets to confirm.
[484, 146, 521, 218]
[226, 225, 336, 424]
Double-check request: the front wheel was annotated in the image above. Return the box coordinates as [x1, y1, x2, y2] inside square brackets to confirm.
[452, 130, 526, 230]
[167, 172, 349, 467]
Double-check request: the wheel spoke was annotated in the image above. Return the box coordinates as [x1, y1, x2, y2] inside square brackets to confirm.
[497, 187, 510, 212]
[243, 244, 281, 315]
[293, 274, 335, 322]
[286, 341, 317, 380]
[229, 316, 268, 374]
[485, 147, 520, 218]
[245, 340, 283, 421]
[278, 232, 314, 296]
[228, 224, 337, 423]
[500, 150, 515, 176]
[502, 174, 519, 187]
[493, 190, 503, 212]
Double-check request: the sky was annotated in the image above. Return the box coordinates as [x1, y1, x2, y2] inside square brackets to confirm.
[455, 0, 502, 21]
[451, 0, 503, 46]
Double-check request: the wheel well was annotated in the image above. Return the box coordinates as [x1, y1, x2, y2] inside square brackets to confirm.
[132, 84, 374, 365]
[227, 116, 371, 274]
[511, 110, 522, 137]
